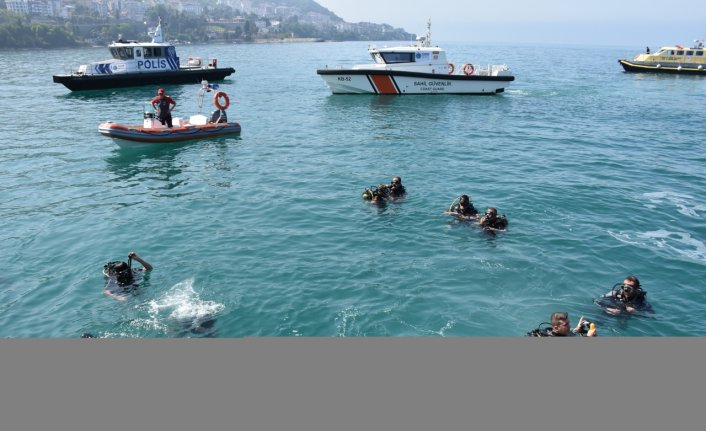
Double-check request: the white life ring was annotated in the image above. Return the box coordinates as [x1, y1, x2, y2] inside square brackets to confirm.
[448, 63, 455, 74]
[214, 91, 230, 110]
[462, 64, 475, 76]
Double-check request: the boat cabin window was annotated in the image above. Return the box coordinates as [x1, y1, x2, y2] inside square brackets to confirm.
[696, 51, 704, 56]
[380, 52, 415, 64]
[686, 51, 694, 56]
[143, 47, 163, 58]
[676, 50, 684, 55]
[110, 47, 134, 60]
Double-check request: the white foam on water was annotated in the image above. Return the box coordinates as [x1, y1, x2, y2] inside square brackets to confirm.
[643, 192, 706, 218]
[146, 278, 225, 335]
[335, 305, 359, 337]
[609, 229, 706, 264]
[438, 320, 456, 337]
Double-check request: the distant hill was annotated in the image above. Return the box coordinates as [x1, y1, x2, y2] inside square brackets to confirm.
[0, 0, 413, 48]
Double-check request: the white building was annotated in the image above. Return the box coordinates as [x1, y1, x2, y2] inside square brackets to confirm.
[121, 0, 147, 21]
[6, 0, 31, 15]
[177, 1, 204, 16]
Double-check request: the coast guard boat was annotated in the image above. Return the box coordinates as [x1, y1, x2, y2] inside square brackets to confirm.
[619, 39, 706, 75]
[53, 18, 235, 91]
[316, 20, 514, 95]
[98, 81, 241, 147]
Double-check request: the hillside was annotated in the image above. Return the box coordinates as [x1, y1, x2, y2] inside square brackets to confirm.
[0, 0, 413, 48]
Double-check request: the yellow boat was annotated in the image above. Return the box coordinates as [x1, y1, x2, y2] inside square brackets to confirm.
[618, 39, 706, 75]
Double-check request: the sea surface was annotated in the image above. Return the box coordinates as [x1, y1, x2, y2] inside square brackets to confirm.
[1, 41, 705, 337]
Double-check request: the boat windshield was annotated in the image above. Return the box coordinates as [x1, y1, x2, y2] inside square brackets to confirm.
[379, 52, 415, 64]
[110, 47, 134, 60]
[371, 52, 385, 64]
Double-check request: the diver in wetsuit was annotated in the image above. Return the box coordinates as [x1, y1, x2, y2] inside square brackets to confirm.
[151, 88, 176, 128]
[478, 207, 508, 230]
[103, 252, 153, 301]
[527, 312, 597, 337]
[449, 194, 479, 218]
[595, 275, 651, 316]
[210, 108, 228, 124]
[387, 176, 406, 198]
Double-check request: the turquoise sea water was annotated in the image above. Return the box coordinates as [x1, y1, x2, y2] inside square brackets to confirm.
[1, 41, 705, 337]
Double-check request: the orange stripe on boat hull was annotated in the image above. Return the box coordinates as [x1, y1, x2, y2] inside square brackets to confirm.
[370, 75, 398, 94]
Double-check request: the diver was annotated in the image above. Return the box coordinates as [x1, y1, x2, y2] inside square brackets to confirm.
[527, 312, 597, 337]
[362, 183, 389, 203]
[369, 184, 389, 204]
[103, 252, 153, 301]
[448, 194, 479, 218]
[478, 207, 508, 231]
[595, 275, 652, 316]
[387, 176, 406, 198]
[362, 176, 404, 202]
[209, 108, 227, 124]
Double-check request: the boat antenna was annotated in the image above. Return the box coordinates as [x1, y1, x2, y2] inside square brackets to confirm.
[196, 80, 218, 115]
[416, 19, 432, 48]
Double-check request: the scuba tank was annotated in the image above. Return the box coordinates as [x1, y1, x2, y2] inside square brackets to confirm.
[362, 185, 376, 200]
[526, 323, 553, 337]
[362, 184, 389, 200]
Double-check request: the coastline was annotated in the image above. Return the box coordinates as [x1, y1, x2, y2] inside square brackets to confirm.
[252, 37, 325, 44]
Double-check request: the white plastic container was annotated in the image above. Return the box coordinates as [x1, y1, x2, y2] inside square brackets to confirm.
[189, 114, 209, 125]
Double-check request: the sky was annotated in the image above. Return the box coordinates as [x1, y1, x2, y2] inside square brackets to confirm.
[315, 0, 706, 47]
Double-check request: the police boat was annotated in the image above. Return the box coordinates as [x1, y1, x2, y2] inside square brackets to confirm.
[619, 39, 706, 75]
[317, 20, 514, 95]
[98, 81, 241, 147]
[53, 18, 235, 91]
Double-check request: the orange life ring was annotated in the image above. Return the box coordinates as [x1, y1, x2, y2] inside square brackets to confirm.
[462, 63, 475, 75]
[214, 91, 230, 110]
[448, 63, 455, 74]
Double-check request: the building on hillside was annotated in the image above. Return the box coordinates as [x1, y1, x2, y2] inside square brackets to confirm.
[178, 1, 204, 16]
[93, 0, 109, 18]
[120, 0, 147, 21]
[6, 0, 30, 15]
